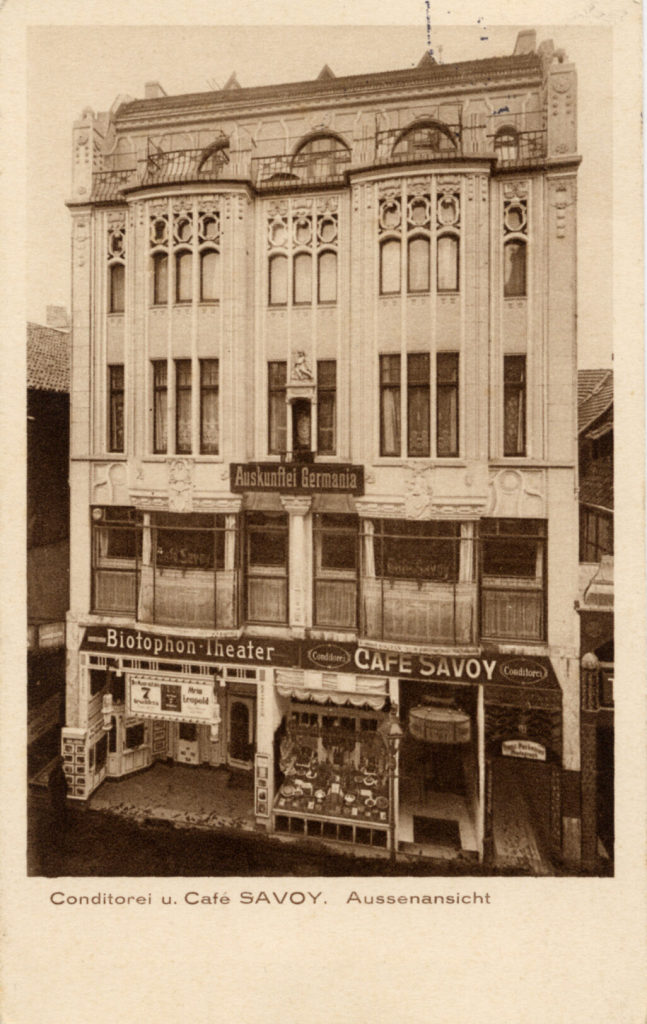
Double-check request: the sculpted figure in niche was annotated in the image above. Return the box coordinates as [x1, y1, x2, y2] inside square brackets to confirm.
[292, 350, 313, 381]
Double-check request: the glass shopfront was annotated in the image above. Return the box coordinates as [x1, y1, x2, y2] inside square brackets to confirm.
[273, 703, 389, 848]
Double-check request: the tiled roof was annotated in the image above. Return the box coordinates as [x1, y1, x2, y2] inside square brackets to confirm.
[27, 323, 70, 393]
[116, 53, 542, 121]
[579, 467, 613, 511]
[578, 369, 613, 435]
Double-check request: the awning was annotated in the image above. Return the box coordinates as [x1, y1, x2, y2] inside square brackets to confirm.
[311, 493, 357, 514]
[276, 668, 387, 711]
[244, 492, 284, 511]
[276, 686, 385, 710]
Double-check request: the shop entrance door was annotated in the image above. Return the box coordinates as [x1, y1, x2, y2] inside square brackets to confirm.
[491, 757, 552, 873]
[228, 696, 255, 769]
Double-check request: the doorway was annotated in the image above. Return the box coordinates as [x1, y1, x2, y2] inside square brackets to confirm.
[227, 695, 255, 769]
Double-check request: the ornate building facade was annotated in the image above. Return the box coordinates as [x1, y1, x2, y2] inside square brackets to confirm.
[64, 30, 582, 869]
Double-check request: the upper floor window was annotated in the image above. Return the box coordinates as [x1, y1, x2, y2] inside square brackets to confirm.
[152, 360, 168, 454]
[109, 263, 125, 313]
[107, 224, 126, 313]
[503, 197, 528, 297]
[175, 252, 192, 303]
[407, 236, 430, 293]
[407, 353, 430, 457]
[91, 506, 139, 615]
[149, 206, 221, 306]
[267, 210, 338, 307]
[293, 252, 312, 305]
[391, 120, 458, 160]
[436, 353, 459, 457]
[481, 518, 546, 641]
[494, 127, 519, 164]
[246, 512, 289, 624]
[379, 354, 401, 456]
[313, 514, 358, 629]
[380, 238, 401, 295]
[175, 359, 192, 453]
[268, 361, 287, 454]
[317, 360, 336, 455]
[200, 359, 219, 455]
[317, 250, 337, 303]
[108, 364, 124, 453]
[437, 235, 459, 292]
[152, 252, 168, 305]
[378, 185, 459, 296]
[503, 355, 526, 457]
[291, 133, 350, 183]
[200, 250, 219, 302]
[269, 253, 288, 306]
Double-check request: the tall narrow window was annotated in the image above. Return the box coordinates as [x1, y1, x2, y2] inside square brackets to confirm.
[437, 353, 459, 457]
[175, 359, 192, 454]
[108, 364, 124, 453]
[175, 252, 192, 303]
[269, 254, 288, 306]
[437, 235, 459, 292]
[317, 360, 336, 455]
[268, 361, 287, 454]
[152, 361, 168, 454]
[200, 250, 219, 302]
[407, 236, 430, 293]
[200, 359, 219, 454]
[293, 252, 312, 304]
[380, 239, 401, 295]
[152, 253, 168, 305]
[109, 263, 125, 313]
[503, 355, 526, 456]
[318, 250, 337, 303]
[504, 239, 526, 297]
[407, 353, 430, 456]
[380, 354, 401, 456]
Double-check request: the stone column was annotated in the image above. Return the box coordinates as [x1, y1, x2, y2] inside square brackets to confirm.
[280, 495, 312, 635]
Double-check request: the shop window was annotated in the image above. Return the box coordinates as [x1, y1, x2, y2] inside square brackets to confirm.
[89, 669, 106, 697]
[179, 722, 198, 742]
[316, 360, 336, 455]
[293, 252, 312, 305]
[407, 353, 430, 457]
[152, 252, 168, 305]
[269, 254, 288, 306]
[175, 251, 192, 303]
[436, 352, 459, 457]
[175, 359, 192, 454]
[437, 234, 459, 292]
[380, 238, 401, 295]
[318, 250, 337, 303]
[503, 355, 526, 456]
[246, 512, 288, 624]
[108, 716, 118, 753]
[125, 723, 145, 749]
[314, 514, 358, 628]
[379, 354, 401, 456]
[108, 364, 124, 453]
[200, 250, 219, 302]
[407, 235, 430, 293]
[200, 359, 219, 454]
[94, 734, 108, 771]
[109, 263, 125, 313]
[91, 506, 140, 615]
[152, 360, 168, 454]
[268, 361, 287, 454]
[481, 518, 546, 641]
[504, 239, 526, 297]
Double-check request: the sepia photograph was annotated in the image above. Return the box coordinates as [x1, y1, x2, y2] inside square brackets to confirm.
[2, 2, 645, 1022]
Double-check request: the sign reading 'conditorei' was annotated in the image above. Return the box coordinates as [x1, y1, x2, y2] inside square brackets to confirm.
[230, 462, 364, 495]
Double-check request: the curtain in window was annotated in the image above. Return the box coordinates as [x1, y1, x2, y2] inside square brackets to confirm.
[201, 390, 218, 452]
[362, 519, 376, 578]
[153, 253, 168, 304]
[293, 252, 312, 304]
[459, 522, 474, 582]
[437, 235, 458, 291]
[503, 356, 526, 456]
[407, 236, 430, 292]
[269, 254, 288, 305]
[175, 252, 192, 302]
[318, 250, 337, 303]
[504, 240, 526, 297]
[380, 239, 401, 294]
[175, 360, 192, 453]
[200, 250, 219, 301]
[110, 263, 125, 312]
[153, 364, 168, 453]
[381, 386, 401, 455]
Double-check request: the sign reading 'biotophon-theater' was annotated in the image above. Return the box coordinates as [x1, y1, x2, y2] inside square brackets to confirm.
[230, 462, 364, 494]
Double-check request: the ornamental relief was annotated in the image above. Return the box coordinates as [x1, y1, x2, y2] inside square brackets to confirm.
[503, 180, 529, 200]
[168, 459, 193, 513]
[92, 462, 129, 505]
[404, 464, 434, 519]
[486, 468, 546, 517]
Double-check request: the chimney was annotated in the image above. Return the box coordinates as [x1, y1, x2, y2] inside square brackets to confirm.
[46, 306, 70, 331]
[145, 81, 167, 99]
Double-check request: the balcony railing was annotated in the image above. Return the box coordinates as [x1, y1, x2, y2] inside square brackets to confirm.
[252, 150, 352, 191]
[91, 168, 138, 201]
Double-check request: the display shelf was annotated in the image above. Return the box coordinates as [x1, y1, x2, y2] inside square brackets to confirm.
[273, 808, 388, 848]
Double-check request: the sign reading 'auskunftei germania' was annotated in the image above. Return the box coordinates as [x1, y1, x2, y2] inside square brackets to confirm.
[230, 462, 364, 495]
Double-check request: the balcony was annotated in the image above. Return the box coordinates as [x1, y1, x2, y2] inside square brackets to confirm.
[252, 149, 351, 192]
[91, 168, 138, 202]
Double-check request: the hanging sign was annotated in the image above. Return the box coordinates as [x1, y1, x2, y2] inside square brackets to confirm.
[502, 739, 547, 761]
[128, 674, 214, 724]
[230, 462, 364, 495]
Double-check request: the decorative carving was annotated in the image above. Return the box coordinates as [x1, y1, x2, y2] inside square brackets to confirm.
[315, 195, 339, 213]
[168, 459, 193, 512]
[404, 465, 434, 519]
[355, 499, 405, 519]
[267, 198, 289, 217]
[291, 350, 313, 382]
[279, 495, 312, 516]
[487, 469, 546, 517]
[92, 463, 128, 505]
[378, 179, 402, 199]
[503, 180, 529, 200]
[436, 175, 461, 194]
[74, 219, 89, 268]
[549, 178, 575, 239]
[193, 495, 243, 513]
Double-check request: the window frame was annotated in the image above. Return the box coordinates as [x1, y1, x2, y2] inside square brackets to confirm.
[151, 252, 168, 306]
[436, 352, 459, 458]
[268, 361, 287, 455]
[108, 363, 125, 454]
[199, 249, 219, 303]
[406, 353, 430, 457]
[503, 238, 527, 298]
[152, 360, 168, 454]
[199, 358, 219, 455]
[174, 359, 192, 455]
[109, 262, 125, 314]
[293, 251, 312, 305]
[313, 513, 359, 629]
[503, 354, 527, 457]
[269, 253, 288, 307]
[174, 250, 193, 304]
[379, 238, 401, 296]
[317, 249, 337, 304]
[436, 233, 459, 293]
[407, 234, 431, 294]
[480, 518, 546, 642]
[379, 354, 402, 457]
[316, 360, 336, 455]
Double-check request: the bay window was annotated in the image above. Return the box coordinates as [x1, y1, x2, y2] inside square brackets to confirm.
[317, 360, 336, 455]
[379, 354, 401, 456]
[268, 361, 287, 454]
[503, 355, 526, 456]
[436, 353, 459, 457]
[152, 360, 168, 454]
[200, 359, 219, 454]
[152, 252, 168, 305]
[246, 512, 288, 624]
[407, 353, 430, 456]
[313, 514, 358, 628]
[481, 518, 546, 641]
[437, 234, 459, 292]
[91, 506, 139, 614]
[175, 359, 192, 454]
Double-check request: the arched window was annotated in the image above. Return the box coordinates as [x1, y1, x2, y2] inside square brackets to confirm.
[380, 238, 401, 295]
[175, 251, 192, 303]
[200, 250, 219, 302]
[392, 120, 457, 160]
[494, 127, 519, 164]
[504, 239, 526, 297]
[293, 252, 312, 304]
[318, 250, 337, 303]
[152, 252, 168, 305]
[407, 235, 430, 293]
[109, 263, 125, 313]
[291, 133, 350, 181]
[269, 253, 288, 306]
[437, 235, 459, 292]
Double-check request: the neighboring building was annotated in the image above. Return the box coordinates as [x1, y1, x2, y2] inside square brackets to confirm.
[577, 369, 613, 871]
[63, 30, 583, 870]
[27, 310, 70, 771]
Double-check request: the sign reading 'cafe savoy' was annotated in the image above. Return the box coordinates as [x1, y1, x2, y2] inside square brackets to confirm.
[230, 462, 364, 495]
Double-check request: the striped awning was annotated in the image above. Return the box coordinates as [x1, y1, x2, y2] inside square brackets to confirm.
[276, 668, 387, 711]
